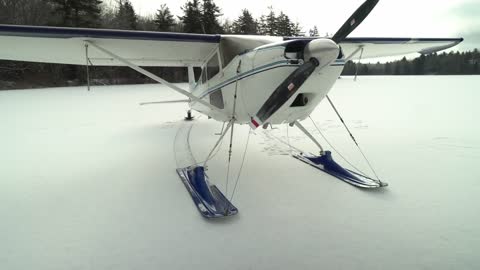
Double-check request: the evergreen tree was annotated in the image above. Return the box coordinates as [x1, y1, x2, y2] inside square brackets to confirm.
[360, 64, 369, 75]
[342, 61, 356, 75]
[258, 7, 276, 36]
[454, 51, 463, 74]
[399, 57, 409, 74]
[49, 0, 72, 26]
[154, 4, 175, 31]
[81, 0, 102, 27]
[257, 7, 301, 36]
[393, 61, 401, 75]
[473, 48, 479, 60]
[309, 26, 319, 37]
[413, 54, 425, 75]
[291, 22, 302, 36]
[384, 62, 392, 75]
[180, 0, 203, 33]
[232, 9, 257, 35]
[201, 0, 222, 34]
[116, 0, 137, 30]
[276, 12, 293, 36]
[49, 0, 102, 27]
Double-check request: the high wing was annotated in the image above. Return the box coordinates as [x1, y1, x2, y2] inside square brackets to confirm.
[0, 24, 220, 67]
[339, 37, 463, 60]
[0, 24, 463, 66]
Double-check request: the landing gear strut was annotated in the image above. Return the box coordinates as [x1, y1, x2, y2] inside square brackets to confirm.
[291, 121, 325, 155]
[185, 110, 194, 121]
[176, 119, 238, 218]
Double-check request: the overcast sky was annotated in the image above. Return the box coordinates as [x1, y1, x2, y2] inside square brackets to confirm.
[120, 0, 479, 50]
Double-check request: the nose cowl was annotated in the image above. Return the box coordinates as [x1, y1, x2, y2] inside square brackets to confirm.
[303, 39, 340, 69]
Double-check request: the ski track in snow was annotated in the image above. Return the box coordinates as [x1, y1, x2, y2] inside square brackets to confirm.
[424, 137, 480, 159]
[174, 121, 197, 168]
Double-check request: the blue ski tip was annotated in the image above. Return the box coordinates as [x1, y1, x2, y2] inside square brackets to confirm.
[177, 166, 238, 218]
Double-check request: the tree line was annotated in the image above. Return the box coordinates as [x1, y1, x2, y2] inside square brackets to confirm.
[0, 0, 303, 35]
[0, 0, 478, 90]
[343, 50, 480, 76]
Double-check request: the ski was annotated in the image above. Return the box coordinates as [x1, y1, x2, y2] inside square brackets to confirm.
[292, 151, 388, 188]
[177, 166, 238, 218]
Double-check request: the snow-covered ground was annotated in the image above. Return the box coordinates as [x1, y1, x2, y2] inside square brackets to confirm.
[1, 76, 479, 269]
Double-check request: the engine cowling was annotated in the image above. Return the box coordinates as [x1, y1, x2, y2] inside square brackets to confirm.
[303, 39, 340, 69]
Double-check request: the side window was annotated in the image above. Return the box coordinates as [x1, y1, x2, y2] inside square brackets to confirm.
[209, 89, 224, 109]
[207, 53, 220, 80]
[194, 67, 202, 82]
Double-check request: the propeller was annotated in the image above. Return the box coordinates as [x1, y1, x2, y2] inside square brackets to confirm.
[249, 0, 380, 129]
[251, 58, 319, 128]
[331, 0, 379, 43]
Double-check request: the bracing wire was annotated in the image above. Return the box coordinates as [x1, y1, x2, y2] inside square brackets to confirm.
[308, 116, 367, 176]
[193, 124, 226, 166]
[229, 127, 252, 203]
[286, 124, 292, 154]
[225, 123, 234, 198]
[225, 61, 242, 199]
[325, 95, 381, 182]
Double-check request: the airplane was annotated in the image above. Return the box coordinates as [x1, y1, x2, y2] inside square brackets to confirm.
[0, 0, 462, 218]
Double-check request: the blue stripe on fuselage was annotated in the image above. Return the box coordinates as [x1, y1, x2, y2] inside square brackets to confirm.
[197, 60, 296, 99]
[197, 59, 345, 99]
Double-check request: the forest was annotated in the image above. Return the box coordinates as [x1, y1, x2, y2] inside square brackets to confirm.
[343, 51, 480, 76]
[0, 0, 478, 90]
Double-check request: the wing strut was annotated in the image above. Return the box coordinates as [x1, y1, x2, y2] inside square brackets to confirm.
[84, 40, 221, 113]
[85, 44, 91, 91]
[354, 47, 364, 81]
[344, 45, 364, 61]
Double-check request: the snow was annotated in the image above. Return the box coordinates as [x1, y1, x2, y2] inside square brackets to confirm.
[1, 77, 479, 269]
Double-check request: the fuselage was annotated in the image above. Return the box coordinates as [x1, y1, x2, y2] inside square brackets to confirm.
[189, 38, 345, 126]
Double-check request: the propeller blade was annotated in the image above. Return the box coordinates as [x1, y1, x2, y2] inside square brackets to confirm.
[331, 0, 379, 43]
[250, 59, 318, 129]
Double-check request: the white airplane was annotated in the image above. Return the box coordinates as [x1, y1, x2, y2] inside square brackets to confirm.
[0, 0, 462, 218]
